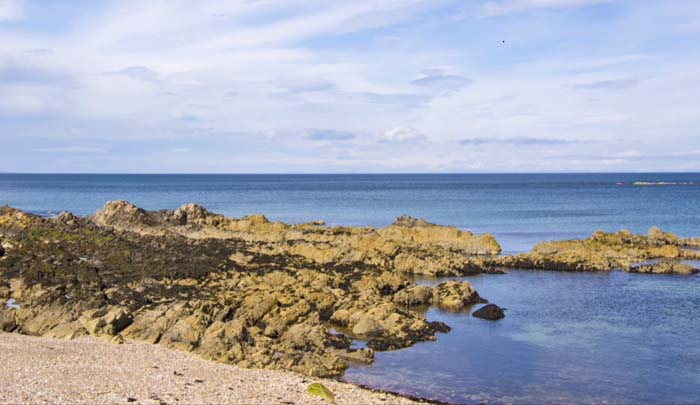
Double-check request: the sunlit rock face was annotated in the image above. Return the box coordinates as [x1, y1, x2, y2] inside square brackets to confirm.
[0, 203, 493, 377]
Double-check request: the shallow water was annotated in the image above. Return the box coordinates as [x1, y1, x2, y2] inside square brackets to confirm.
[344, 270, 700, 404]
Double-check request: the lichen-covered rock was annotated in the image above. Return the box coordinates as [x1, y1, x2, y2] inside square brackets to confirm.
[79, 306, 133, 336]
[628, 261, 696, 275]
[432, 281, 480, 310]
[351, 314, 385, 337]
[392, 285, 433, 306]
[89, 201, 501, 276]
[495, 228, 700, 273]
[0, 203, 478, 378]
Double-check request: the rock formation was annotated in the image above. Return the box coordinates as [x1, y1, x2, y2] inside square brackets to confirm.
[495, 228, 700, 274]
[89, 201, 502, 277]
[1, 202, 697, 380]
[0, 203, 492, 377]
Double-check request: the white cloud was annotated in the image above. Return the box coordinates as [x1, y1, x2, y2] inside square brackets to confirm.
[481, 0, 610, 16]
[382, 127, 425, 142]
[0, 0, 699, 172]
[0, 0, 22, 20]
[33, 146, 108, 154]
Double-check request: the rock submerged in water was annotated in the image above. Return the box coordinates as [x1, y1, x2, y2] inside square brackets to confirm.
[472, 304, 505, 320]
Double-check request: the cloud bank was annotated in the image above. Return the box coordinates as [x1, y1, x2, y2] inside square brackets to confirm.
[0, 0, 698, 173]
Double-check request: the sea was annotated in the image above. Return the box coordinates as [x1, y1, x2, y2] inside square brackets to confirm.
[1, 173, 699, 404]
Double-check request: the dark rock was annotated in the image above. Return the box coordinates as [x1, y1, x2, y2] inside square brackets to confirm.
[428, 321, 451, 333]
[472, 304, 505, 320]
[0, 242, 4, 257]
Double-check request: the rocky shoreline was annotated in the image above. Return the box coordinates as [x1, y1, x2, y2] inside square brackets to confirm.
[1, 201, 698, 387]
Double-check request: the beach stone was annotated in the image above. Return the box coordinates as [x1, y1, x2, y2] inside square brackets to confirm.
[472, 304, 505, 320]
[306, 382, 335, 402]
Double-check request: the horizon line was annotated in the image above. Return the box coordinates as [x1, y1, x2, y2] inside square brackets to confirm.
[1, 171, 700, 176]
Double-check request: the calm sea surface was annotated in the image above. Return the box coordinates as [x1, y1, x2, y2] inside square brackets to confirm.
[1, 173, 700, 254]
[1, 173, 699, 403]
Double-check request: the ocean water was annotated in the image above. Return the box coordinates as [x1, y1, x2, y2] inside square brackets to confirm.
[345, 270, 700, 404]
[1, 173, 699, 254]
[1, 173, 700, 404]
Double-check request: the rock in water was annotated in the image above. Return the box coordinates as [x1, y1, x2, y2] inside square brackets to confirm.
[472, 304, 505, 320]
[432, 280, 480, 310]
[306, 382, 335, 402]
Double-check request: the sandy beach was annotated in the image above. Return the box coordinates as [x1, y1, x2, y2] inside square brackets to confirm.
[0, 332, 420, 404]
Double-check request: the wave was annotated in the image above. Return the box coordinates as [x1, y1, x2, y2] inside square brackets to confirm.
[631, 181, 695, 186]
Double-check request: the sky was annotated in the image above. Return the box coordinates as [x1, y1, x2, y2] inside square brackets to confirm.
[1, 0, 699, 173]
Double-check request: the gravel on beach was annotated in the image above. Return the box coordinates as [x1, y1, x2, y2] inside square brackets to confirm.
[0, 332, 420, 404]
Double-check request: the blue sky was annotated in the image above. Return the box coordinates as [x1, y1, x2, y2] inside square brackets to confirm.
[1, 0, 699, 173]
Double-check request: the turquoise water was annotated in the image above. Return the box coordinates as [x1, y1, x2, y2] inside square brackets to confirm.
[1, 173, 699, 403]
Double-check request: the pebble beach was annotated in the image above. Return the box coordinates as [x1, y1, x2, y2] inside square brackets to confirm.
[0, 333, 420, 404]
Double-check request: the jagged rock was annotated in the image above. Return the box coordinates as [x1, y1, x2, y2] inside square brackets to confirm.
[648, 226, 678, 244]
[335, 348, 374, 364]
[4, 202, 695, 380]
[393, 215, 432, 227]
[1, 203, 470, 377]
[432, 281, 480, 310]
[172, 203, 225, 226]
[495, 228, 699, 272]
[0, 309, 17, 331]
[628, 261, 696, 275]
[92, 200, 152, 227]
[79, 306, 133, 336]
[392, 285, 433, 306]
[428, 321, 451, 333]
[54, 212, 80, 226]
[87, 201, 501, 276]
[472, 304, 505, 320]
[351, 314, 384, 337]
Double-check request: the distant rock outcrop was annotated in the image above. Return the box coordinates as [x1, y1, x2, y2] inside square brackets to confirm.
[91, 202, 502, 277]
[495, 227, 700, 274]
